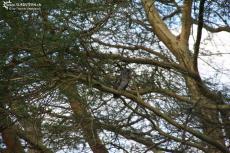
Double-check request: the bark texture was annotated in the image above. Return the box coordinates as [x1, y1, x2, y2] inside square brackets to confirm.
[61, 84, 109, 153]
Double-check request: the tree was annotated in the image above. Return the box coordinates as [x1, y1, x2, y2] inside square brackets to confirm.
[0, 0, 230, 153]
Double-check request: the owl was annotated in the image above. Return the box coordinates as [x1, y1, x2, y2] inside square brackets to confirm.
[113, 69, 131, 98]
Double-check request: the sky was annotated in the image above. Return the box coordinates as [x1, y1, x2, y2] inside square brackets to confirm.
[188, 26, 230, 90]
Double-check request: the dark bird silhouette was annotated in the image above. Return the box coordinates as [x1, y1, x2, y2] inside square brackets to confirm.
[113, 69, 131, 98]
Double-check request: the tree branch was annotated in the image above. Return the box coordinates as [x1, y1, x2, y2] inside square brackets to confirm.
[92, 38, 169, 60]
[72, 50, 199, 79]
[64, 74, 230, 111]
[193, 0, 205, 73]
[17, 129, 53, 153]
[180, 0, 192, 45]
[192, 20, 230, 33]
[142, 0, 178, 56]
[83, 79, 229, 152]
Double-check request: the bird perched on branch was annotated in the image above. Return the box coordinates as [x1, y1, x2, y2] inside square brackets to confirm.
[113, 68, 131, 98]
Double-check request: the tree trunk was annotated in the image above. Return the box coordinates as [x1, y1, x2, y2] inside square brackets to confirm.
[2, 127, 25, 153]
[184, 63, 225, 153]
[24, 120, 43, 153]
[61, 84, 109, 153]
[0, 103, 24, 153]
[142, 1, 227, 151]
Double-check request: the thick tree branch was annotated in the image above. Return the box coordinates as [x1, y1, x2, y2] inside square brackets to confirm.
[64, 74, 230, 110]
[137, 87, 230, 110]
[92, 38, 169, 60]
[193, 0, 205, 72]
[79, 78, 229, 152]
[192, 19, 230, 33]
[60, 84, 109, 153]
[99, 99, 209, 152]
[73, 51, 199, 79]
[128, 97, 228, 152]
[142, 0, 178, 56]
[17, 129, 53, 153]
[2, 127, 25, 153]
[180, 0, 192, 45]
[100, 123, 171, 152]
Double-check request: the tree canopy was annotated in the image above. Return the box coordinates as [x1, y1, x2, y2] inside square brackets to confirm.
[0, 0, 230, 153]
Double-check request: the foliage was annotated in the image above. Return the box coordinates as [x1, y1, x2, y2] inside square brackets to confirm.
[0, 0, 230, 153]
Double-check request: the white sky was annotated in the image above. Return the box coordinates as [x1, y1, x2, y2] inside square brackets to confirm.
[189, 26, 230, 88]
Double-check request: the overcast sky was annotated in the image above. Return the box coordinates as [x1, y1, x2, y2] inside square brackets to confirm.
[188, 26, 230, 89]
